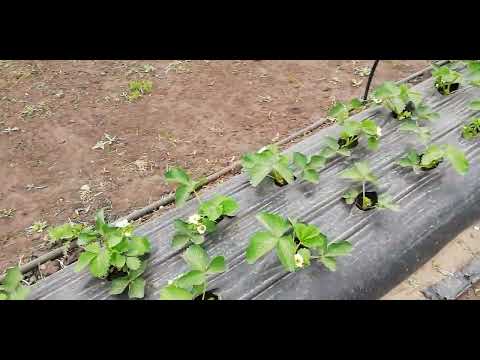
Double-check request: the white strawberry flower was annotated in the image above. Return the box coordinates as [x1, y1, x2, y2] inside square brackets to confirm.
[196, 224, 207, 234]
[113, 219, 129, 228]
[188, 214, 201, 225]
[294, 253, 304, 268]
[377, 126, 382, 137]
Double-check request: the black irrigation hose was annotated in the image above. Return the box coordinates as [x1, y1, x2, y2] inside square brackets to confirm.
[1, 60, 450, 282]
[363, 60, 380, 102]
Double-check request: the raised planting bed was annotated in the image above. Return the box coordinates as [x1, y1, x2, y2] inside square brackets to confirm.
[29, 65, 480, 300]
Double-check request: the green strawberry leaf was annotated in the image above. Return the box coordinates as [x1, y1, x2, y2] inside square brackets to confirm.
[74, 251, 97, 272]
[89, 248, 111, 278]
[110, 277, 131, 295]
[128, 277, 146, 299]
[326, 241, 353, 257]
[276, 235, 296, 272]
[256, 212, 291, 238]
[174, 270, 206, 289]
[183, 244, 209, 272]
[160, 285, 193, 300]
[207, 256, 226, 274]
[246, 231, 279, 264]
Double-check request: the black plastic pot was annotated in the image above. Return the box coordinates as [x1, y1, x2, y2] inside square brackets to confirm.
[354, 191, 378, 211]
[392, 101, 416, 119]
[436, 83, 460, 96]
[419, 154, 443, 171]
[338, 136, 359, 149]
[194, 289, 220, 300]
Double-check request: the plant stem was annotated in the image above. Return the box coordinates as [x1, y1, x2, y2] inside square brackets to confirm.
[362, 181, 366, 206]
[193, 189, 203, 205]
[202, 281, 207, 300]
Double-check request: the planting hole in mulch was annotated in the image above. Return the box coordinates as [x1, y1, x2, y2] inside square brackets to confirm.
[107, 268, 127, 281]
[273, 175, 297, 187]
[392, 101, 416, 119]
[437, 83, 460, 96]
[354, 191, 378, 211]
[338, 136, 359, 149]
[194, 290, 220, 300]
[419, 154, 443, 171]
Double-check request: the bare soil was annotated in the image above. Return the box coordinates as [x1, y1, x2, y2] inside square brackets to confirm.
[0, 60, 431, 272]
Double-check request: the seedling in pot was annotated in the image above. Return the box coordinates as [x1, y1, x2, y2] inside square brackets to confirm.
[241, 144, 294, 187]
[0, 266, 30, 300]
[292, 152, 327, 184]
[171, 195, 239, 249]
[50, 209, 152, 299]
[328, 97, 364, 124]
[339, 161, 393, 211]
[432, 65, 462, 95]
[397, 144, 469, 175]
[371, 81, 422, 120]
[245, 212, 352, 272]
[338, 118, 382, 151]
[159, 244, 227, 300]
[164, 166, 203, 207]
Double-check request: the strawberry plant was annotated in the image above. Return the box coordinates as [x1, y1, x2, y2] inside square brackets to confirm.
[432, 65, 462, 95]
[171, 195, 239, 249]
[292, 152, 326, 184]
[371, 81, 422, 120]
[338, 118, 382, 151]
[328, 98, 363, 124]
[462, 118, 480, 140]
[245, 212, 352, 272]
[159, 244, 227, 300]
[463, 99, 480, 139]
[397, 144, 469, 175]
[164, 167, 203, 207]
[241, 144, 294, 187]
[49, 209, 152, 299]
[466, 60, 480, 87]
[0, 266, 30, 300]
[338, 161, 396, 211]
[397, 102, 439, 143]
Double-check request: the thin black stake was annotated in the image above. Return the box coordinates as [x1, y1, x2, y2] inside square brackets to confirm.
[363, 60, 380, 102]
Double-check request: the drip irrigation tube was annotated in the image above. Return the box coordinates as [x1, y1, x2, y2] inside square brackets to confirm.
[1, 60, 450, 282]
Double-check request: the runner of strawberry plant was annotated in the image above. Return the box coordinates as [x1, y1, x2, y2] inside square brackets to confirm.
[0, 266, 30, 300]
[245, 212, 352, 272]
[49, 209, 152, 298]
[328, 98, 363, 124]
[241, 144, 294, 186]
[371, 81, 422, 120]
[159, 244, 227, 300]
[339, 161, 397, 211]
[171, 195, 239, 249]
[397, 144, 469, 175]
[432, 64, 462, 95]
